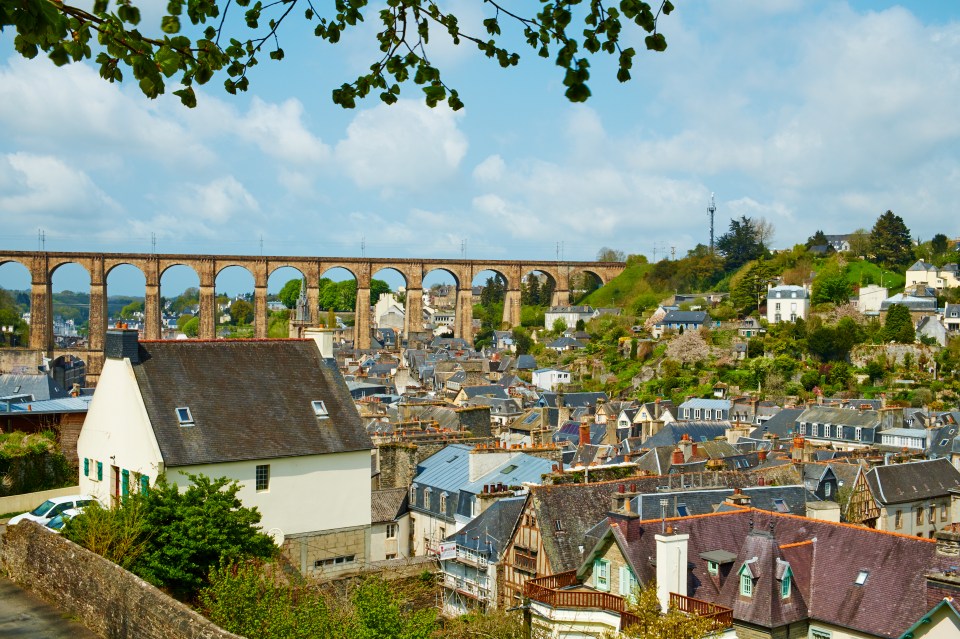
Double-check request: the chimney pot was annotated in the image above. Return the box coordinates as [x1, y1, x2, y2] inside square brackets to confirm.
[618, 484, 625, 493]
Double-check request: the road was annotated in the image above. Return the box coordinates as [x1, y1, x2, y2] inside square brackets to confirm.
[0, 577, 100, 638]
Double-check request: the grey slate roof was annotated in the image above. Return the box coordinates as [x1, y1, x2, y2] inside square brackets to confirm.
[448, 496, 525, 560]
[132, 339, 372, 467]
[865, 458, 960, 505]
[658, 310, 708, 325]
[0, 373, 68, 401]
[371, 487, 409, 523]
[796, 406, 882, 428]
[643, 422, 730, 447]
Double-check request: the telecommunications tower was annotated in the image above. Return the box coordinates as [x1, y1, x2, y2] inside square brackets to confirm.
[707, 193, 717, 253]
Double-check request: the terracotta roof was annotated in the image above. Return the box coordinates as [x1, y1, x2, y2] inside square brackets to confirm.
[132, 340, 372, 467]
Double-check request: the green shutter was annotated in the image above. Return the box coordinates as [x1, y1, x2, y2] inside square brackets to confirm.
[83, 458, 89, 476]
[96, 462, 103, 481]
[121, 469, 129, 497]
[140, 475, 149, 494]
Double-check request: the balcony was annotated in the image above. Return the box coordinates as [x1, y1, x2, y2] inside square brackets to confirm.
[525, 572, 733, 633]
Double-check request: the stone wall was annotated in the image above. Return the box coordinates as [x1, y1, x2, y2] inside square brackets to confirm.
[283, 524, 368, 579]
[0, 450, 73, 497]
[378, 442, 418, 489]
[850, 343, 938, 368]
[456, 406, 491, 438]
[0, 348, 42, 374]
[1, 521, 241, 639]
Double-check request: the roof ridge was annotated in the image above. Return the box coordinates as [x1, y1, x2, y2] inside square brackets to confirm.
[749, 507, 937, 543]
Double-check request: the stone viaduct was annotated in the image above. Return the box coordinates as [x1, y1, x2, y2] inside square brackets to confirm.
[0, 251, 625, 380]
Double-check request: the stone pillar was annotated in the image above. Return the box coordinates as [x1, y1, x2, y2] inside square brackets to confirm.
[454, 287, 473, 345]
[199, 282, 216, 340]
[144, 269, 161, 340]
[29, 270, 53, 353]
[355, 286, 371, 349]
[404, 288, 423, 338]
[502, 288, 521, 328]
[87, 258, 106, 354]
[552, 289, 570, 306]
[307, 284, 320, 325]
[254, 285, 268, 338]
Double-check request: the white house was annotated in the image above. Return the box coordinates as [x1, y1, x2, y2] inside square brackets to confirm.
[856, 284, 888, 315]
[765, 285, 809, 324]
[906, 259, 960, 291]
[532, 368, 571, 392]
[370, 487, 410, 562]
[77, 329, 374, 578]
[544, 306, 594, 330]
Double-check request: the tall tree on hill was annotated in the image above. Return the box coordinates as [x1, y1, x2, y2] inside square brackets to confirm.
[931, 233, 950, 256]
[278, 279, 302, 309]
[716, 216, 766, 272]
[521, 273, 541, 306]
[847, 228, 871, 256]
[597, 247, 626, 262]
[806, 230, 831, 250]
[870, 210, 913, 267]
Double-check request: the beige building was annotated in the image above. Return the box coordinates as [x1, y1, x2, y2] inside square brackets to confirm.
[865, 459, 960, 538]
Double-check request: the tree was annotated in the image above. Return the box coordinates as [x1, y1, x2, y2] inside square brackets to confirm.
[806, 230, 830, 249]
[716, 216, 765, 272]
[752, 217, 776, 249]
[521, 273, 541, 307]
[730, 260, 775, 314]
[3, 0, 674, 110]
[119, 300, 144, 319]
[882, 304, 916, 344]
[622, 581, 713, 639]
[597, 247, 626, 262]
[665, 329, 710, 366]
[230, 299, 254, 325]
[552, 318, 568, 334]
[278, 278, 302, 309]
[870, 210, 913, 267]
[931, 233, 950, 256]
[370, 278, 392, 305]
[182, 315, 199, 337]
[811, 266, 852, 306]
[134, 474, 277, 600]
[511, 327, 532, 355]
[847, 228, 871, 256]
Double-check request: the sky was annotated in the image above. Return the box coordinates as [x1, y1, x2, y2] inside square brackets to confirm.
[1, 0, 959, 296]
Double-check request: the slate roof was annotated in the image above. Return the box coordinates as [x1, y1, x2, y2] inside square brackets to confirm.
[607, 508, 956, 638]
[630, 485, 809, 518]
[0, 373, 68, 401]
[516, 355, 537, 370]
[448, 496, 525, 560]
[658, 310, 708, 325]
[545, 336, 586, 349]
[371, 487, 409, 523]
[642, 422, 730, 447]
[865, 458, 960, 505]
[796, 406, 882, 428]
[459, 385, 509, 400]
[880, 295, 937, 312]
[539, 391, 608, 408]
[130, 339, 372, 467]
[678, 398, 731, 411]
[767, 285, 809, 300]
[1, 396, 92, 414]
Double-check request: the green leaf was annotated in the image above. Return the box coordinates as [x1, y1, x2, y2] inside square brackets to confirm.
[174, 86, 198, 107]
[161, 15, 181, 34]
[644, 33, 667, 51]
[156, 47, 180, 77]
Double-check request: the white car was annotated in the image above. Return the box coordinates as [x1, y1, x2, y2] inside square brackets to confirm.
[8, 495, 96, 527]
[44, 508, 83, 533]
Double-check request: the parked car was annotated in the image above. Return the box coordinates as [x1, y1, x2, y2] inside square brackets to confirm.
[44, 508, 82, 533]
[7, 495, 96, 527]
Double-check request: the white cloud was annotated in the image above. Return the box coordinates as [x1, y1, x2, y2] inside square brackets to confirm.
[335, 100, 468, 190]
[0, 153, 120, 218]
[234, 97, 330, 164]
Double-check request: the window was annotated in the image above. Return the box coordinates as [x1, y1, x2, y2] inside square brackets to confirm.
[811, 628, 832, 639]
[855, 427, 862, 441]
[835, 425, 842, 439]
[175, 407, 194, 426]
[916, 507, 924, 525]
[774, 498, 789, 513]
[705, 409, 712, 420]
[677, 504, 688, 517]
[799, 423, 806, 436]
[694, 409, 701, 419]
[707, 561, 719, 576]
[824, 483, 832, 498]
[740, 571, 752, 597]
[942, 504, 949, 522]
[386, 553, 397, 560]
[895, 510, 902, 529]
[555, 519, 563, 531]
[593, 559, 610, 591]
[410, 485, 417, 503]
[386, 523, 398, 539]
[929, 505, 937, 524]
[256, 464, 270, 491]
[619, 566, 638, 598]
[311, 400, 329, 418]
[781, 567, 792, 599]
[440, 493, 447, 513]
[854, 570, 868, 586]
[314, 555, 356, 567]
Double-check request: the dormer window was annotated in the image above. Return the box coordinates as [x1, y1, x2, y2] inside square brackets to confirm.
[312, 400, 329, 418]
[176, 407, 194, 426]
[781, 567, 793, 599]
[740, 571, 753, 597]
[410, 484, 417, 503]
[440, 492, 447, 512]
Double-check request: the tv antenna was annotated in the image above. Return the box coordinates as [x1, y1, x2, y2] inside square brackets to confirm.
[708, 193, 717, 253]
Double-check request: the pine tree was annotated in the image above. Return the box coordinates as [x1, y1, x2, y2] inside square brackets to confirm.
[870, 210, 913, 267]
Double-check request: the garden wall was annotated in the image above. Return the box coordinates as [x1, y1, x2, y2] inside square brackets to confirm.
[1, 522, 243, 639]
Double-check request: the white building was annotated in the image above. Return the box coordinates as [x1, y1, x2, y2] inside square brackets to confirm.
[77, 329, 374, 578]
[532, 368, 571, 392]
[544, 306, 594, 329]
[765, 285, 809, 324]
[857, 284, 889, 315]
[373, 292, 405, 330]
[906, 259, 960, 291]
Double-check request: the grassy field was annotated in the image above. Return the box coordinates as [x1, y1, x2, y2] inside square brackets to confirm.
[845, 259, 905, 292]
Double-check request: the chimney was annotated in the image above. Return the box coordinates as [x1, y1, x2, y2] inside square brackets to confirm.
[758, 449, 768, 462]
[654, 397, 661, 419]
[671, 447, 684, 466]
[726, 488, 752, 508]
[678, 433, 693, 461]
[655, 529, 689, 612]
[579, 416, 591, 447]
[935, 528, 960, 557]
[105, 329, 141, 363]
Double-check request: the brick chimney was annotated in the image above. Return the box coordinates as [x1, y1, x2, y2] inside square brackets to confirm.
[758, 449, 768, 462]
[579, 416, 591, 447]
[671, 447, 684, 466]
[725, 488, 752, 508]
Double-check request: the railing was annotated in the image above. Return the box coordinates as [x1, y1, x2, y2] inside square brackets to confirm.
[513, 552, 538, 573]
[525, 574, 733, 633]
[670, 593, 734, 629]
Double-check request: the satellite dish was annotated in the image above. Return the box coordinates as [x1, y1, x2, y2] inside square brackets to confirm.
[268, 527, 285, 546]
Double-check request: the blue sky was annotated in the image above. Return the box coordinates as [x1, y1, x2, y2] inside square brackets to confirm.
[1, 1, 959, 296]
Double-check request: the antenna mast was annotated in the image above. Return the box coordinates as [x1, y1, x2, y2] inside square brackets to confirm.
[708, 193, 716, 254]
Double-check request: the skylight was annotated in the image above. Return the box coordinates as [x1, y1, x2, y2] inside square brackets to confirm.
[176, 407, 194, 426]
[774, 499, 789, 513]
[501, 464, 518, 474]
[855, 570, 869, 585]
[311, 400, 329, 418]
[677, 504, 689, 517]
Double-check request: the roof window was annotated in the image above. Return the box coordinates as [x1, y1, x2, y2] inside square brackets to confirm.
[176, 407, 194, 426]
[501, 464, 519, 474]
[855, 570, 869, 585]
[774, 498, 789, 513]
[312, 400, 329, 419]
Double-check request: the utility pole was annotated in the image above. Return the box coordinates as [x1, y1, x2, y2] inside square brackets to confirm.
[361, 236, 366, 258]
[151, 232, 156, 253]
[38, 229, 46, 252]
[671, 246, 676, 261]
[259, 235, 263, 255]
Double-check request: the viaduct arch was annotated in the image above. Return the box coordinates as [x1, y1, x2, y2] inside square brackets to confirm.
[0, 251, 625, 381]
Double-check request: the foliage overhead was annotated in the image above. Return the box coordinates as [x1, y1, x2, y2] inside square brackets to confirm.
[3, 0, 674, 109]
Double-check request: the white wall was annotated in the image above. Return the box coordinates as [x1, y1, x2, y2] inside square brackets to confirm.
[169, 449, 371, 538]
[77, 357, 164, 505]
[370, 513, 410, 561]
